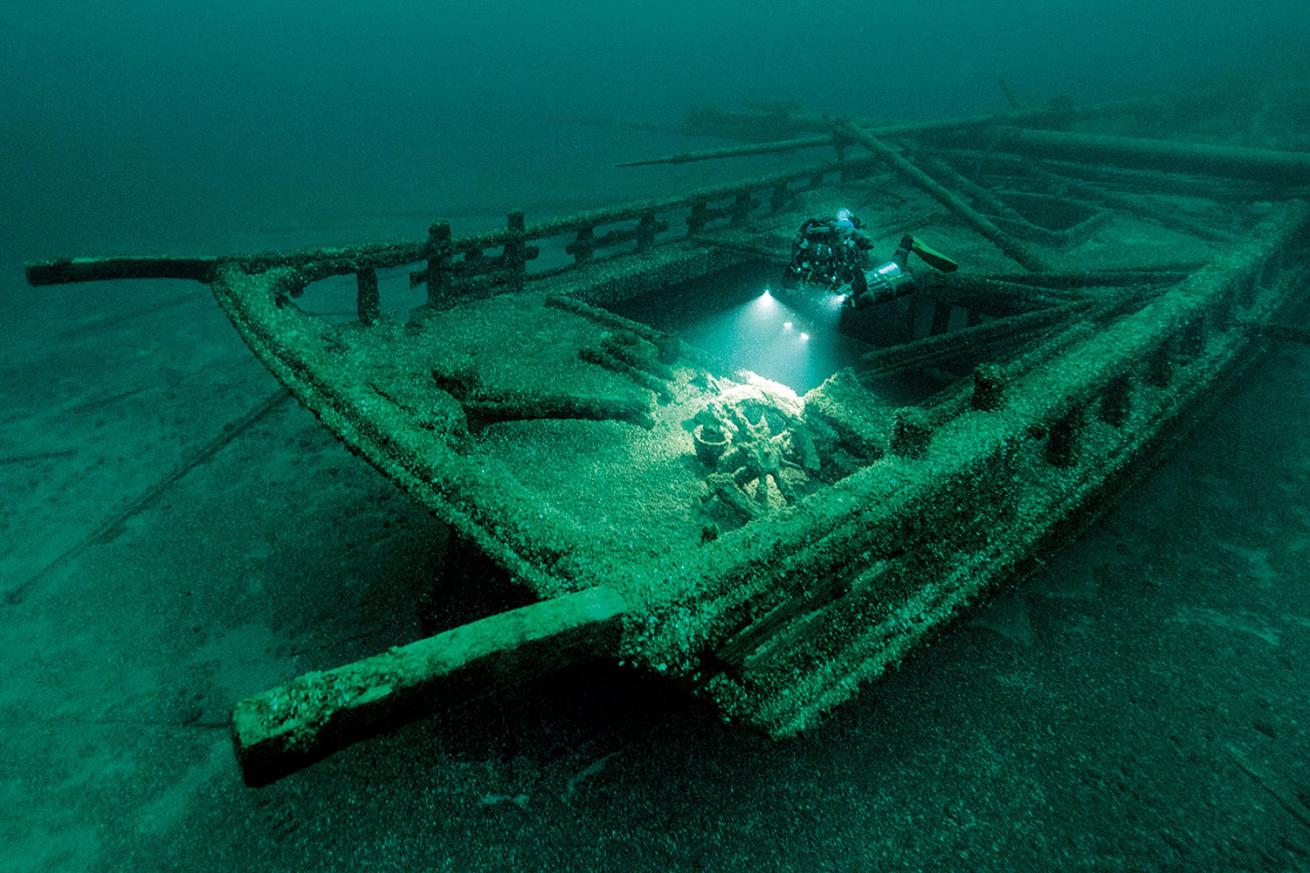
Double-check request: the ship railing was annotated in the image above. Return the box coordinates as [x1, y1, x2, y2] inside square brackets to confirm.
[25, 153, 882, 324]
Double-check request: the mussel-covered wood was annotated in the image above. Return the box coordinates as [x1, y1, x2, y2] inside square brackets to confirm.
[231, 586, 628, 786]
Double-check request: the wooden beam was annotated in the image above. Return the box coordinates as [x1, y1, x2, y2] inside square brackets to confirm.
[981, 128, 1310, 184]
[25, 256, 217, 286]
[623, 87, 1186, 170]
[861, 301, 1090, 379]
[835, 121, 1051, 272]
[231, 586, 629, 786]
[616, 135, 833, 167]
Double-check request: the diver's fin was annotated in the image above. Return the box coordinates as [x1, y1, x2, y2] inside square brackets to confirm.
[907, 237, 960, 273]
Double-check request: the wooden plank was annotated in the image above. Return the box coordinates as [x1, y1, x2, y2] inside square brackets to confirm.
[231, 586, 629, 786]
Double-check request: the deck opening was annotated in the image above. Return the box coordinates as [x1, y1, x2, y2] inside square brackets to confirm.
[611, 262, 879, 393]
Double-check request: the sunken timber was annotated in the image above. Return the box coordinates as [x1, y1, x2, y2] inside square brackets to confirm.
[25, 82, 1310, 786]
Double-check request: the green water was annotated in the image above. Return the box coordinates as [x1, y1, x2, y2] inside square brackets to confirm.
[3, 3, 1310, 871]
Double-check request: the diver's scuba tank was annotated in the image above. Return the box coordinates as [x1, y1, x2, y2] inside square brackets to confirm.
[845, 235, 959, 309]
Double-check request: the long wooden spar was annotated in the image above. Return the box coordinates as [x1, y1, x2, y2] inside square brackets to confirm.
[835, 120, 1051, 273]
[231, 585, 629, 786]
[621, 125, 1310, 186]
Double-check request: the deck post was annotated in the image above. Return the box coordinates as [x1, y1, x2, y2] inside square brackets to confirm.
[636, 213, 658, 250]
[890, 408, 932, 459]
[929, 303, 953, 335]
[571, 223, 595, 263]
[687, 200, 710, 236]
[1098, 374, 1133, 427]
[770, 182, 790, 213]
[898, 296, 920, 343]
[971, 363, 1007, 411]
[355, 268, 380, 325]
[1045, 403, 1086, 468]
[730, 191, 753, 227]
[504, 211, 526, 293]
[1147, 336, 1178, 387]
[426, 222, 453, 307]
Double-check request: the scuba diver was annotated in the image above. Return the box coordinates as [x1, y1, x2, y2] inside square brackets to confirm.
[783, 209, 959, 308]
[783, 209, 873, 292]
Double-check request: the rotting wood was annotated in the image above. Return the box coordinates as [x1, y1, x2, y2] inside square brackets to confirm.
[544, 294, 681, 363]
[928, 147, 1238, 242]
[0, 449, 78, 465]
[29, 154, 899, 305]
[674, 85, 1228, 149]
[860, 301, 1091, 379]
[355, 268, 380, 325]
[688, 236, 788, 262]
[1031, 159, 1290, 201]
[966, 268, 1194, 289]
[579, 346, 674, 403]
[918, 154, 1029, 224]
[700, 205, 1309, 729]
[1241, 319, 1310, 345]
[919, 154, 1117, 247]
[19, 86, 1310, 786]
[976, 128, 1310, 185]
[1021, 162, 1238, 243]
[616, 135, 834, 168]
[26, 256, 217, 286]
[231, 585, 629, 787]
[836, 120, 1051, 272]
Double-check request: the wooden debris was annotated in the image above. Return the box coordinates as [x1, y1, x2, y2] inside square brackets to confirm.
[1245, 320, 1310, 345]
[26, 256, 217, 286]
[616, 135, 833, 168]
[231, 586, 629, 786]
[860, 301, 1090, 379]
[982, 127, 1310, 185]
[836, 121, 1051, 272]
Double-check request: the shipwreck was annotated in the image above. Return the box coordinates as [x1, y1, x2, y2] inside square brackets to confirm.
[24, 81, 1310, 786]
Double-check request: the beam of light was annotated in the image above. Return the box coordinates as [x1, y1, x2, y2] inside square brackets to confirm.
[752, 288, 777, 316]
[672, 281, 869, 393]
